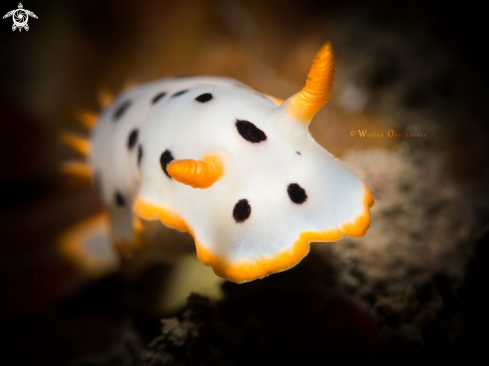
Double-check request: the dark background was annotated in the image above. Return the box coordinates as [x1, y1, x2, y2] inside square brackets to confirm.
[1, 0, 488, 365]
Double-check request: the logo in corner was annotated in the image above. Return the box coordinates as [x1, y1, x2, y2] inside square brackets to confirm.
[3, 3, 37, 32]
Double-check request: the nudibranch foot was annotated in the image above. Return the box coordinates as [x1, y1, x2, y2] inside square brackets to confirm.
[59, 212, 119, 277]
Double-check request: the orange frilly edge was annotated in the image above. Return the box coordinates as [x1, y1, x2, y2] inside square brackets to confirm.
[133, 183, 373, 284]
[59, 212, 118, 277]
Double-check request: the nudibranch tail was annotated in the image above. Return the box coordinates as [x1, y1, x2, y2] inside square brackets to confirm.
[112, 217, 146, 256]
[59, 212, 119, 277]
[272, 41, 335, 135]
[167, 154, 224, 189]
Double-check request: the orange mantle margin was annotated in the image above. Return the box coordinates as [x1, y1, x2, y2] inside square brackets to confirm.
[133, 183, 373, 284]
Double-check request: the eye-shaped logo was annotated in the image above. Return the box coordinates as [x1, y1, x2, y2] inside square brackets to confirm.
[3, 3, 38, 32]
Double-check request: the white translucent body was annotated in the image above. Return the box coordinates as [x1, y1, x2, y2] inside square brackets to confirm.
[89, 76, 366, 266]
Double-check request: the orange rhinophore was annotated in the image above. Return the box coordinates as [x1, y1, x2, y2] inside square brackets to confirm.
[167, 154, 225, 189]
[272, 41, 335, 135]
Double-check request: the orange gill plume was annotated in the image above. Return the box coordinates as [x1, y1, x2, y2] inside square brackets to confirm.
[59, 84, 117, 179]
[59, 161, 91, 179]
[59, 131, 90, 156]
[98, 87, 114, 108]
[122, 79, 137, 91]
[75, 110, 98, 129]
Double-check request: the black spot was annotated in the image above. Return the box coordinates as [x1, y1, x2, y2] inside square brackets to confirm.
[127, 129, 138, 150]
[235, 120, 267, 143]
[296, 151, 301, 155]
[172, 90, 188, 98]
[152, 92, 167, 104]
[115, 191, 126, 207]
[113, 100, 132, 121]
[287, 183, 307, 204]
[195, 93, 213, 103]
[233, 199, 251, 223]
[137, 145, 143, 166]
[160, 150, 175, 178]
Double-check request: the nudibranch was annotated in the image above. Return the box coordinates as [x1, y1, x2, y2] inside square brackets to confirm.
[60, 42, 373, 283]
